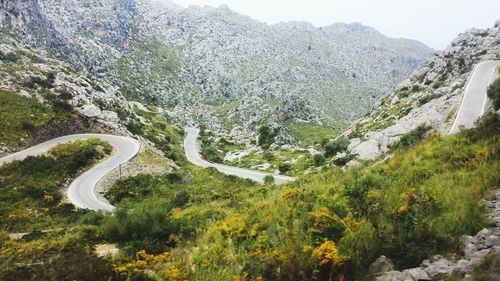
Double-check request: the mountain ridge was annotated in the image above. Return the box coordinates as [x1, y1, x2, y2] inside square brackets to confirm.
[0, 0, 434, 144]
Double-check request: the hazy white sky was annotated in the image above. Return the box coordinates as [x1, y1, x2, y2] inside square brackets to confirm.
[169, 0, 500, 49]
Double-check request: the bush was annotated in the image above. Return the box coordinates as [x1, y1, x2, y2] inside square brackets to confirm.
[0, 51, 19, 62]
[201, 145, 224, 163]
[279, 163, 291, 173]
[263, 175, 275, 184]
[258, 125, 276, 149]
[313, 154, 326, 166]
[100, 202, 185, 253]
[487, 77, 500, 110]
[324, 137, 349, 157]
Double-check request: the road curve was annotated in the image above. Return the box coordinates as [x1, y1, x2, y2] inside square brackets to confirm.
[184, 128, 295, 184]
[0, 134, 140, 211]
[450, 60, 500, 133]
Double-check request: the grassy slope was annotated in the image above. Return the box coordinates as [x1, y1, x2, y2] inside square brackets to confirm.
[0, 139, 112, 232]
[99, 114, 500, 280]
[286, 121, 340, 147]
[1, 111, 499, 280]
[0, 91, 57, 147]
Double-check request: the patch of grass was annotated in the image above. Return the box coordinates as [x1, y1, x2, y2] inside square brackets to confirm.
[471, 253, 500, 281]
[0, 91, 63, 147]
[286, 121, 339, 147]
[0, 138, 112, 232]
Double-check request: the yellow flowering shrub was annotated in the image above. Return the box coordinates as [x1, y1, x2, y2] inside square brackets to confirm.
[42, 194, 54, 203]
[164, 267, 189, 281]
[208, 214, 247, 239]
[312, 240, 348, 266]
[115, 250, 170, 278]
[281, 188, 304, 200]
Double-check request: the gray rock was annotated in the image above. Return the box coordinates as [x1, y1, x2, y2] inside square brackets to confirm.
[403, 268, 430, 281]
[349, 139, 380, 160]
[485, 235, 500, 247]
[368, 255, 395, 278]
[464, 243, 478, 259]
[376, 271, 413, 281]
[476, 228, 492, 240]
[78, 104, 101, 118]
[452, 259, 473, 277]
[424, 259, 453, 280]
[471, 249, 491, 261]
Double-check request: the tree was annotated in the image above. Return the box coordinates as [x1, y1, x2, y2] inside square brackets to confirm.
[487, 77, 500, 110]
[258, 125, 276, 149]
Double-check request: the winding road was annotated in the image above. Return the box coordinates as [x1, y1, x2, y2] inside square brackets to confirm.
[449, 60, 500, 133]
[184, 128, 295, 184]
[0, 134, 140, 211]
[1, 61, 496, 211]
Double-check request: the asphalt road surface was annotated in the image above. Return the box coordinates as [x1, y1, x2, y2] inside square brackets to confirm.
[0, 134, 140, 211]
[184, 128, 295, 184]
[450, 60, 500, 133]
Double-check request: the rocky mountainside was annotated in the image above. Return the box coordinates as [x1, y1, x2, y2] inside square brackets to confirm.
[7, 0, 434, 142]
[0, 38, 135, 154]
[344, 23, 500, 160]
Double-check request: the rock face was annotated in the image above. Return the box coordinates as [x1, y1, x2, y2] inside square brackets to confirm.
[0, 0, 95, 71]
[2, 0, 434, 141]
[371, 190, 500, 281]
[345, 24, 500, 160]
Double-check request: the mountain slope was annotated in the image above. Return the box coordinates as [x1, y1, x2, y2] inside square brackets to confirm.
[343, 23, 500, 160]
[32, 0, 433, 140]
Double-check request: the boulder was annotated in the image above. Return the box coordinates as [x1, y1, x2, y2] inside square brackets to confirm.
[423, 258, 452, 280]
[485, 235, 500, 247]
[464, 243, 478, 259]
[376, 271, 413, 281]
[78, 104, 101, 118]
[402, 268, 430, 281]
[349, 139, 380, 160]
[367, 256, 395, 280]
[451, 259, 473, 278]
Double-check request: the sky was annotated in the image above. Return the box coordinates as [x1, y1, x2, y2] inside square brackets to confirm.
[168, 0, 500, 50]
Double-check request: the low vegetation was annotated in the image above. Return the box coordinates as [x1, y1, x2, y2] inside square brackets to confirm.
[0, 91, 72, 148]
[0, 139, 112, 232]
[2, 104, 499, 280]
[487, 76, 500, 110]
[286, 121, 340, 147]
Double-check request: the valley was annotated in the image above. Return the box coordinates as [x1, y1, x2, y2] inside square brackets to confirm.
[0, 0, 500, 280]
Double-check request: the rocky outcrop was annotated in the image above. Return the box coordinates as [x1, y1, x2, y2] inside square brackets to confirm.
[345, 24, 500, 160]
[371, 190, 500, 281]
[0, 0, 96, 71]
[0, 41, 137, 154]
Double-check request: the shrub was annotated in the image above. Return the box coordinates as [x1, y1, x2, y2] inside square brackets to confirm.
[0, 51, 19, 62]
[172, 190, 190, 207]
[263, 175, 275, 184]
[278, 163, 291, 173]
[201, 145, 223, 163]
[487, 77, 500, 110]
[313, 154, 326, 166]
[324, 137, 349, 157]
[258, 125, 276, 149]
